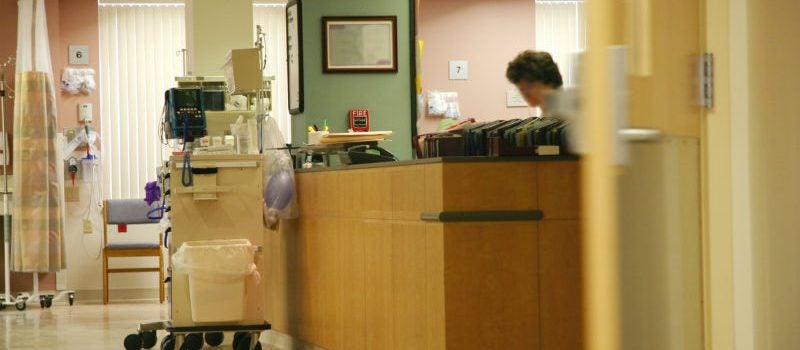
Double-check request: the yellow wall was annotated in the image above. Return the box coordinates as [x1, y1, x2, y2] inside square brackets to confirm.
[748, 0, 800, 348]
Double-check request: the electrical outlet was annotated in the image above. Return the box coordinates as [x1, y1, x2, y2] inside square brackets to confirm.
[83, 218, 93, 234]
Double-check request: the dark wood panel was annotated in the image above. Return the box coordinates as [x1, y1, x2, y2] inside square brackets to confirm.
[539, 220, 583, 350]
[443, 222, 540, 350]
[537, 161, 581, 220]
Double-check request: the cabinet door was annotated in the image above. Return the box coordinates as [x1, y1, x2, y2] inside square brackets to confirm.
[444, 222, 540, 350]
[392, 222, 443, 350]
[539, 220, 583, 350]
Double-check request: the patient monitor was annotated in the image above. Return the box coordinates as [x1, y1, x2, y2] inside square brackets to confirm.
[165, 88, 207, 140]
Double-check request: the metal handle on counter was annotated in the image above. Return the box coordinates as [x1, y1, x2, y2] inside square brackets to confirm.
[618, 128, 663, 142]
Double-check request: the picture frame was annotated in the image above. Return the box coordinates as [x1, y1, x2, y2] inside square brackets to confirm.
[322, 16, 398, 73]
[286, 0, 304, 114]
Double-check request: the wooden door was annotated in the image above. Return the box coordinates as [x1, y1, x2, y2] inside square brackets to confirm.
[582, 0, 705, 349]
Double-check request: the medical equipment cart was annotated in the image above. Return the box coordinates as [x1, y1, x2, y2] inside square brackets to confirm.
[124, 155, 270, 350]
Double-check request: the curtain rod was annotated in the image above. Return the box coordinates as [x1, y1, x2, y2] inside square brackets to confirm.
[99, 2, 285, 7]
[254, 3, 287, 7]
[98, 3, 185, 7]
[535, 0, 585, 4]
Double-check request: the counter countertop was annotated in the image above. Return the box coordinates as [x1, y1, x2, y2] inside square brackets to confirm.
[295, 155, 579, 173]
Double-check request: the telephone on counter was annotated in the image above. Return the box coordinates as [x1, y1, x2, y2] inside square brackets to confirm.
[339, 144, 397, 165]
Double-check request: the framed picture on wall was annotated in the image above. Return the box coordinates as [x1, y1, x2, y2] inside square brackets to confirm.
[286, 0, 304, 114]
[322, 16, 398, 73]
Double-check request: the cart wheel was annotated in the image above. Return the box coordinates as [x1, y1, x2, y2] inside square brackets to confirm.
[68, 292, 75, 306]
[45, 297, 53, 308]
[0, 302, 5, 311]
[124, 333, 143, 350]
[160, 334, 175, 350]
[183, 333, 203, 350]
[232, 332, 246, 349]
[15, 300, 25, 311]
[204, 332, 224, 347]
[39, 296, 46, 309]
[233, 333, 262, 350]
[141, 330, 158, 349]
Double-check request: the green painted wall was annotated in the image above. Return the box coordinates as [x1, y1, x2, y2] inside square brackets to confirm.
[292, 0, 413, 160]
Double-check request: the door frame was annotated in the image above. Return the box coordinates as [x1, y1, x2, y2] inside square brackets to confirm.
[582, 0, 755, 349]
[702, 0, 755, 349]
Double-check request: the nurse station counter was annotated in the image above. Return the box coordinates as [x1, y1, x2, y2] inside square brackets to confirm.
[263, 157, 583, 350]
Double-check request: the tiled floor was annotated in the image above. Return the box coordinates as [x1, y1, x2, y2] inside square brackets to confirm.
[0, 301, 281, 350]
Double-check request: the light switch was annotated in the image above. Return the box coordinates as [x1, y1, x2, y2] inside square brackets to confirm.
[79, 103, 92, 122]
[449, 60, 468, 80]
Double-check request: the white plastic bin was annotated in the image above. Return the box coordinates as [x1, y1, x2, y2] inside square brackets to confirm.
[172, 239, 258, 323]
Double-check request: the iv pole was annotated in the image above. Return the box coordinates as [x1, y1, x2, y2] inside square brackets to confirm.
[254, 25, 267, 154]
[0, 56, 22, 311]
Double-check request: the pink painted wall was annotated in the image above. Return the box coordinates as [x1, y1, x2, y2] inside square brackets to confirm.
[417, 0, 535, 134]
[56, 0, 101, 131]
[0, 0, 99, 293]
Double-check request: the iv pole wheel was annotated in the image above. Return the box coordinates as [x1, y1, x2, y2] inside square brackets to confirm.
[68, 292, 75, 306]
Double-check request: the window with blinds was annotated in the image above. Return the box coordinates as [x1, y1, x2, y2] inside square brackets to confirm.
[535, 0, 588, 87]
[99, 3, 186, 199]
[99, 2, 291, 199]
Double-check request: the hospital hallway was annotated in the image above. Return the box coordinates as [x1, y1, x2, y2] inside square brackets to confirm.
[0, 302, 283, 350]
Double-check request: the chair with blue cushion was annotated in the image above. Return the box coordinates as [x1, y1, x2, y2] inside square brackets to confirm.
[102, 199, 164, 305]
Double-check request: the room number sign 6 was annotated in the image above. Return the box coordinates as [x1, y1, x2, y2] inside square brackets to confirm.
[69, 45, 89, 65]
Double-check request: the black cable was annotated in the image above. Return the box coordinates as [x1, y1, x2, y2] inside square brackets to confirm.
[181, 114, 193, 187]
[164, 227, 172, 248]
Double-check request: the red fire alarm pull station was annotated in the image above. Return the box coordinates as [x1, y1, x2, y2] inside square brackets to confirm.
[349, 109, 370, 132]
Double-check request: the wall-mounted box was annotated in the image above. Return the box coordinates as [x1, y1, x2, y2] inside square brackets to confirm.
[223, 48, 263, 95]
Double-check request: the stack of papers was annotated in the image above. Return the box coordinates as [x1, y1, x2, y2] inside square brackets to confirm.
[319, 131, 393, 144]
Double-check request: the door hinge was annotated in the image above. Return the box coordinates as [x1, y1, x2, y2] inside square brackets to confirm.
[699, 53, 714, 108]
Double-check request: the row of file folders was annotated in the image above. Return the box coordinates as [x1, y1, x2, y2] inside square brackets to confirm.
[415, 117, 571, 158]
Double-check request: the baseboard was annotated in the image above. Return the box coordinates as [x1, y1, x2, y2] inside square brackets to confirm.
[263, 331, 327, 350]
[73, 288, 161, 304]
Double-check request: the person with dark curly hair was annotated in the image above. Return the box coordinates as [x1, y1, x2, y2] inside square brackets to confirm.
[506, 50, 563, 112]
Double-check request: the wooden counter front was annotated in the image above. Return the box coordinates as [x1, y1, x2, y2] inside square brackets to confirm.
[264, 158, 582, 350]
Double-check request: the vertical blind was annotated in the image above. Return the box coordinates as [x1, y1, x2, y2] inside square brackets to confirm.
[535, 0, 588, 87]
[99, 3, 292, 199]
[253, 4, 291, 144]
[99, 3, 186, 199]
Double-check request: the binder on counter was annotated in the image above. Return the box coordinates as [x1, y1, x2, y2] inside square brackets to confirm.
[416, 116, 571, 158]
